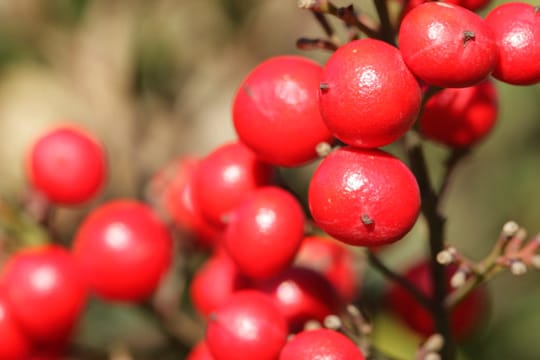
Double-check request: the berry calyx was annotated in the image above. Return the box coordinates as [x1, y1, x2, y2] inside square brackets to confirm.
[72, 200, 173, 302]
[308, 147, 420, 247]
[319, 38, 422, 148]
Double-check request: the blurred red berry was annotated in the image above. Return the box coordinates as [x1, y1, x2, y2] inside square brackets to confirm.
[387, 260, 489, 340]
[1, 245, 87, 344]
[206, 290, 287, 360]
[279, 328, 365, 360]
[224, 186, 305, 279]
[256, 266, 344, 333]
[26, 125, 107, 205]
[485, 2, 540, 85]
[420, 80, 498, 148]
[193, 142, 274, 227]
[0, 291, 32, 360]
[73, 200, 172, 302]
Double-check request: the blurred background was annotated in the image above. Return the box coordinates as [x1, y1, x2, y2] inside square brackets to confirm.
[0, 0, 539, 359]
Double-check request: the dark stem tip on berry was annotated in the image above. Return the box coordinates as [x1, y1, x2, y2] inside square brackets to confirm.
[361, 213, 374, 225]
[534, 5, 540, 13]
[320, 82, 330, 91]
[463, 31, 475, 45]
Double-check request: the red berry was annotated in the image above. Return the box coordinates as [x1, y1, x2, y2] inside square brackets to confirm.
[279, 328, 365, 360]
[320, 39, 421, 148]
[398, 2, 498, 88]
[308, 147, 420, 247]
[256, 266, 344, 332]
[190, 251, 249, 317]
[387, 260, 489, 340]
[193, 142, 274, 227]
[1, 245, 87, 344]
[295, 236, 359, 302]
[72, 200, 173, 302]
[484, 2, 540, 85]
[206, 290, 288, 360]
[419, 80, 498, 148]
[233, 56, 333, 166]
[148, 156, 222, 248]
[187, 340, 215, 360]
[26, 125, 107, 205]
[224, 186, 305, 279]
[0, 291, 32, 360]
[400, 0, 492, 19]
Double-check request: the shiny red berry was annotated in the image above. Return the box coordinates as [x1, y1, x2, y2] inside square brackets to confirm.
[398, 2, 498, 88]
[73, 200, 173, 302]
[233, 56, 333, 166]
[190, 251, 249, 317]
[193, 142, 274, 227]
[320, 38, 421, 148]
[26, 125, 107, 205]
[419, 80, 498, 148]
[206, 290, 288, 360]
[256, 266, 344, 332]
[1, 245, 87, 344]
[387, 260, 489, 340]
[224, 186, 305, 279]
[0, 292, 32, 360]
[309, 147, 420, 247]
[279, 328, 365, 360]
[484, 2, 540, 85]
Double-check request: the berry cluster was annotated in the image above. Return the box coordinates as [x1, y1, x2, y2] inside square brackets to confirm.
[0, 0, 538, 359]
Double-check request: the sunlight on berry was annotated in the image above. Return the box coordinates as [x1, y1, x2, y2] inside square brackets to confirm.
[104, 223, 131, 250]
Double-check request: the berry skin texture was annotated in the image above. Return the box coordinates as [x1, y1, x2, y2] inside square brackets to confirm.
[308, 147, 420, 247]
[419, 80, 498, 148]
[484, 2, 540, 85]
[190, 251, 249, 317]
[206, 290, 288, 360]
[224, 186, 305, 279]
[279, 328, 365, 360]
[319, 38, 421, 148]
[398, 2, 498, 88]
[0, 292, 32, 360]
[73, 200, 173, 302]
[26, 125, 107, 205]
[0, 245, 87, 344]
[193, 142, 274, 227]
[387, 260, 488, 340]
[256, 266, 344, 333]
[233, 56, 333, 167]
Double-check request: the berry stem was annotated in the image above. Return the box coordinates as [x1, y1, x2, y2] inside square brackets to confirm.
[373, 0, 396, 45]
[368, 250, 432, 310]
[404, 132, 455, 360]
[296, 37, 339, 51]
